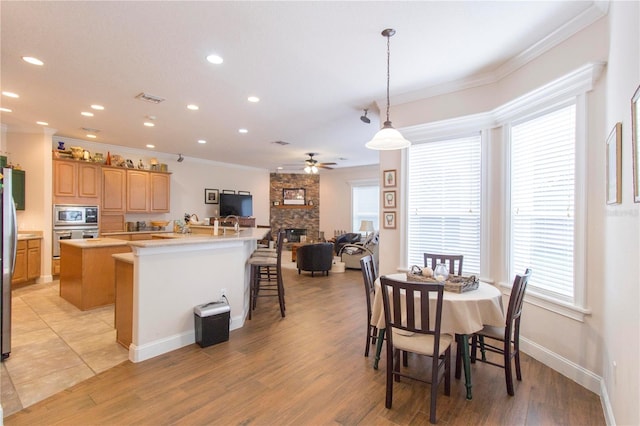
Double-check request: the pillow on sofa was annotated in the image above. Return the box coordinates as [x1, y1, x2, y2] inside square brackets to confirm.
[334, 233, 361, 254]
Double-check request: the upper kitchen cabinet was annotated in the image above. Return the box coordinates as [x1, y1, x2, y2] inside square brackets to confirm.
[126, 170, 149, 213]
[150, 172, 170, 212]
[12, 169, 25, 210]
[102, 167, 127, 213]
[101, 166, 170, 214]
[53, 159, 100, 204]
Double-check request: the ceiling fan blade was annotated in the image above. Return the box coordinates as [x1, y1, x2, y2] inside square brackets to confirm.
[319, 162, 336, 166]
[318, 164, 334, 170]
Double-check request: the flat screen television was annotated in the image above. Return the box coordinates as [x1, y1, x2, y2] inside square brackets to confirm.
[220, 193, 253, 217]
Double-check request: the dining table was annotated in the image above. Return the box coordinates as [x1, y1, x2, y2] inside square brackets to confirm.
[371, 272, 504, 400]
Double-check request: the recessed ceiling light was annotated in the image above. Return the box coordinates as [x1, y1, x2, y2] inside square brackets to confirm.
[206, 54, 223, 64]
[247, 96, 260, 103]
[0, 107, 13, 113]
[36, 121, 49, 126]
[81, 111, 94, 117]
[277, 166, 284, 170]
[187, 104, 199, 111]
[2, 91, 19, 98]
[91, 104, 104, 110]
[146, 144, 155, 149]
[22, 56, 44, 66]
[86, 134, 97, 139]
[197, 139, 206, 144]
[238, 128, 248, 134]
[143, 122, 155, 127]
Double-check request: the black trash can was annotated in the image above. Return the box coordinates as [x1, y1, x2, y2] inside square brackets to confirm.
[194, 300, 230, 348]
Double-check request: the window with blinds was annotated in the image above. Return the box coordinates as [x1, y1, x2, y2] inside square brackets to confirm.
[407, 135, 481, 275]
[352, 184, 379, 233]
[510, 103, 576, 301]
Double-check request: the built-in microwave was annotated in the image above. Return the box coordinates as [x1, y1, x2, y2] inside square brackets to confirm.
[53, 204, 99, 227]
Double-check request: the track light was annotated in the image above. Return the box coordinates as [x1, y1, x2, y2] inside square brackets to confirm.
[360, 109, 370, 124]
[177, 154, 184, 162]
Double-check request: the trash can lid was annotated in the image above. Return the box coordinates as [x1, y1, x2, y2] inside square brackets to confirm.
[194, 300, 230, 316]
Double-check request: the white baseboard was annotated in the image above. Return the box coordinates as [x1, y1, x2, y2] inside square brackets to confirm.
[128, 315, 244, 363]
[599, 378, 616, 426]
[520, 336, 601, 393]
[521, 337, 615, 424]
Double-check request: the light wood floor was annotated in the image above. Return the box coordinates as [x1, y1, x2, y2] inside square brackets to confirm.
[4, 266, 604, 425]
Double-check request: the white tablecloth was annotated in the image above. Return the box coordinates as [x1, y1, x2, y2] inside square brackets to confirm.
[371, 273, 505, 335]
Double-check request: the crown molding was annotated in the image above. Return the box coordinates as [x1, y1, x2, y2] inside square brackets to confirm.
[389, 2, 608, 107]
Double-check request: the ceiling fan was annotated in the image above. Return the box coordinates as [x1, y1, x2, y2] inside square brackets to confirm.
[303, 153, 336, 173]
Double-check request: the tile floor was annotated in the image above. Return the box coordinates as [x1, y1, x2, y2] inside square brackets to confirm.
[1, 280, 128, 417]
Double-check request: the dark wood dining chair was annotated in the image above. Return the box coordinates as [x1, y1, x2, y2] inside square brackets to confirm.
[359, 254, 378, 357]
[380, 276, 452, 424]
[423, 253, 464, 276]
[462, 268, 532, 396]
[247, 230, 286, 319]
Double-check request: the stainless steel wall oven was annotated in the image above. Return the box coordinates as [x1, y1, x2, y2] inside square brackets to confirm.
[52, 205, 99, 258]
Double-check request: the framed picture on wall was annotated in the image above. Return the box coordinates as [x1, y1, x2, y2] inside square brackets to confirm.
[383, 190, 396, 208]
[204, 188, 219, 204]
[383, 169, 397, 187]
[606, 122, 622, 205]
[383, 211, 396, 229]
[632, 84, 640, 203]
[283, 188, 306, 205]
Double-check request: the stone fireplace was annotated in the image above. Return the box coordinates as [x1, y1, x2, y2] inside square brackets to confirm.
[284, 228, 307, 243]
[269, 173, 320, 246]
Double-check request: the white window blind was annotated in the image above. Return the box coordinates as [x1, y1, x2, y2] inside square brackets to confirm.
[510, 104, 575, 301]
[407, 135, 481, 275]
[352, 184, 379, 233]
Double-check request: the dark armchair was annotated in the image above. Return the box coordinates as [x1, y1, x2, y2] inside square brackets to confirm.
[296, 243, 334, 276]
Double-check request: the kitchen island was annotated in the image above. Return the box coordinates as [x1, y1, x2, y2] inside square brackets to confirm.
[120, 228, 266, 362]
[59, 238, 131, 310]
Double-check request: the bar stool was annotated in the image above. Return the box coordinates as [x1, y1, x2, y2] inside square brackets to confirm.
[247, 230, 285, 319]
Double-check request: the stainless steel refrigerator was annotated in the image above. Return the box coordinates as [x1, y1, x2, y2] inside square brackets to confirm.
[1, 168, 18, 361]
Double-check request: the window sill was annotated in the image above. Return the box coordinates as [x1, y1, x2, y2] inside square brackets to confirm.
[497, 282, 591, 322]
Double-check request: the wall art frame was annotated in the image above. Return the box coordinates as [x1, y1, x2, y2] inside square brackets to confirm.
[204, 188, 219, 204]
[632, 84, 640, 203]
[383, 190, 396, 208]
[383, 169, 397, 187]
[383, 211, 396, 229]
[283, 187, 306, 205]
[606, 122, 622, 205]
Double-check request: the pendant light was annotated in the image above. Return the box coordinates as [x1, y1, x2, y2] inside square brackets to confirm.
[366, 28, 411, 150]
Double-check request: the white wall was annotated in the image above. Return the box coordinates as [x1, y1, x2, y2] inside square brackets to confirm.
[376, 12, 639, 425]
[602, 2, 639, 425]
[318, 164, 378, 238]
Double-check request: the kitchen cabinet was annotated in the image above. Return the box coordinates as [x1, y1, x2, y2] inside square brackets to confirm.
[102, 168, 127, 213]
[12, 238, 41, 284]
[126, 170, 149, 212]
[53, 159, 100, 203]
[150, 172, 170, 212]
[12, 169, 25, 210]
[101, 167, 170, 214]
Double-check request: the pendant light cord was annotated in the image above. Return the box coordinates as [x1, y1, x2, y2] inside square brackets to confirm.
[385, 33, 391, 124]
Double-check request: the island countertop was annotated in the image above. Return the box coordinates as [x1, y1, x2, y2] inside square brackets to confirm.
[59, 237, 130, 249]
[129, 227, 268, 248]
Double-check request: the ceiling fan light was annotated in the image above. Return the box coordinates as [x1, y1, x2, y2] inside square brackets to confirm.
[304, 165, 312, 174]
[311, 165, 318, 174]
[365, 121, 411, 150]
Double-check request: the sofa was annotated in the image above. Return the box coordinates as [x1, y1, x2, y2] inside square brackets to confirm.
[339, 232, 379, 270]
[333, 233, 361, 255]
[296, 243, 334, 276]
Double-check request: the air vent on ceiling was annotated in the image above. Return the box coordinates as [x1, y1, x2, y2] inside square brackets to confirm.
[81, 127, 100, 133]
[271, 140, 290, 146]
[135, 92, 165, 104]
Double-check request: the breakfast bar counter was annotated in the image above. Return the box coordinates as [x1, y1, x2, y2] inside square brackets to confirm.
[122, 228, 267, 362]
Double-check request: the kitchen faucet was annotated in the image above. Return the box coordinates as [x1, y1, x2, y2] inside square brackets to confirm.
[225, 215, 240, 233]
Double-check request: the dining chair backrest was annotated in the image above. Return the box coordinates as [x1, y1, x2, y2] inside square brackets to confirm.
[360, 255, 376, 308]
[506, 268, 532, 331]
[274, 230, 285, 268]
[380, 276, 445, 342]
[423, 253, 464, 276]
